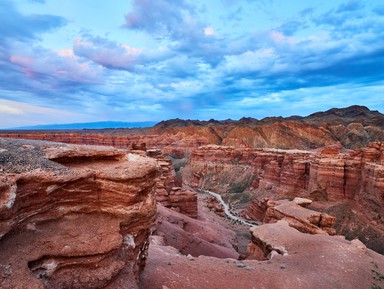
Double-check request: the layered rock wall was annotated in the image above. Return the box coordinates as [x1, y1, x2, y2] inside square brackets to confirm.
[182, 145, 315, 202]
[182, 143, 384, 227]
[147, 149, 197, 218]
[0, 139, 158, 289]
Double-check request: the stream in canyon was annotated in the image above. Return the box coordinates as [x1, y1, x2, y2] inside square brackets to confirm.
[203, 190, 258, 227]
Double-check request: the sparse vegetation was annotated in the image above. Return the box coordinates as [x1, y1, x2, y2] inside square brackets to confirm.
[373, 270, 384, 281]
[371, 261, 384, 289]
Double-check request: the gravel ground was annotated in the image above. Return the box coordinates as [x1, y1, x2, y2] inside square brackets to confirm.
[0, 138, 68, 174]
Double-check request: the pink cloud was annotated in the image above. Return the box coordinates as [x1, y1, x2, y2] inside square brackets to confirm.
[73, 37, 143, 71]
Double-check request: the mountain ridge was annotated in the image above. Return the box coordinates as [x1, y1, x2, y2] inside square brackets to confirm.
[154, 105, 384, 128]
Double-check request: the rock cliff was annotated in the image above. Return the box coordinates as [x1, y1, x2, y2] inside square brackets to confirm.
[147, 149, 197, 218]
[183, 143, 384, 210]
[182, 143, 384, 252]
[0, 138, 158, 289]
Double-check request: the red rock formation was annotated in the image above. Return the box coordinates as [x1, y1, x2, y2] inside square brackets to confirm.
[182, 145, 315, 200]
[0, 138, 158, 289]
[262, 199, 336, 235]
[140, 220, 384, 289]
[2, 105, 384, 154]
[153, 204, 239, 259]
[183, 143, 383, 208]
[206, 196, 225, 216]
[243, 198, 268, 220]
[182, 143, 384, 252]
[147, 149, 198, 218]
[0, 134, 199, 219]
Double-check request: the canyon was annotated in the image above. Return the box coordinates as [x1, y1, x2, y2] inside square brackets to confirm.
[182, 143, 384, 253]
[1, 105, 384, 288]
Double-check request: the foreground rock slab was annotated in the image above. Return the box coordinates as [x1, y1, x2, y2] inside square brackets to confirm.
[263, 199, 336, 235]
[154, 204, 239, 259]
[141, 220, 384, 289]
[0, 138, 158, 289]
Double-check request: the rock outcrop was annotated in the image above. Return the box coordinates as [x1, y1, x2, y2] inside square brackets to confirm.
[147, 149, 197, 218]
[0, 138, 158, 289]
[153, 204, 239, 259]
[140, 220, 384, 289]
[261, 199, 336, 235]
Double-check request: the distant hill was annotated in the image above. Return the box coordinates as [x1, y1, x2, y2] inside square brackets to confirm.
[11, 121, 157, 130]
[151, 105, 384, 149]
[154, 105, 384, 129]
[301, 105, 384, 127]
[2, 105, 384, 149]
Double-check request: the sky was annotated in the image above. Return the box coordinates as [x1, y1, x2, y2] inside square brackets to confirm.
[0, 0, 383, 128]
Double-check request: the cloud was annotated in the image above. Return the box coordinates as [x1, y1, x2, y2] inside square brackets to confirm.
[0, 104, 23, 115]
[299, 7, 315, 17]
[277, 20, 306, 36]
[123, 0, 196, 36]
[117, 0, 384, 117]
[336, 0, 364, 13]
[313, 1, 367, 29]
[0, 45, 103, 116]
[373, 5, 384, 15]
[204, 26, 215, 36]
[4, 42, 102, 89]
[46, 1, 384, 113]
[1, 0, 384, 127]
[73, 36, 143, 71]
[122, 0, 229, 66]
[0, 1, 98, 104]
[0, 0, 66, 45]
[0, 99, 90, 129]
